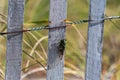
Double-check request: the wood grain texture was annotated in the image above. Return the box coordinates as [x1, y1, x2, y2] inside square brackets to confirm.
[85, 0, 106, 80]
[5, 0, 24, 80]
[47, 0, 67, 80]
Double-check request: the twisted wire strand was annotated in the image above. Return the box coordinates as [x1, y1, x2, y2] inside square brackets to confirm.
[0, 16, 120, 35]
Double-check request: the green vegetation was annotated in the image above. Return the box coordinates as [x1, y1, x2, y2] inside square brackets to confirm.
[0, 0, 120, 80]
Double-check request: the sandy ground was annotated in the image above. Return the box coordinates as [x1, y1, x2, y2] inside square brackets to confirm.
[22, 70, 83, 80]
[24, 78, 83, 80]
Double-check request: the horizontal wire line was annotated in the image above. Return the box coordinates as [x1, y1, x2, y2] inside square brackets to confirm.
[105, 15, 120, 30]
[0, 16, 120, 35]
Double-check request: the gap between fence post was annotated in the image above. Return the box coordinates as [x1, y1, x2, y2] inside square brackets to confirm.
[5, 0, 25, 80]
[85, 0, 106, 80]
[47, 0, 67, 80]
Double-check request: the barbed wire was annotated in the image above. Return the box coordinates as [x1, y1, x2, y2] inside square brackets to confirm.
[0, 16, 120, 35]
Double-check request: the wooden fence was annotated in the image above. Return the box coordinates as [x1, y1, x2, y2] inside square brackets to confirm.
[5, 0, 106, 80]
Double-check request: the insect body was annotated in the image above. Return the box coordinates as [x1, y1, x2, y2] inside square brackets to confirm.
[58, 39, 66, 60]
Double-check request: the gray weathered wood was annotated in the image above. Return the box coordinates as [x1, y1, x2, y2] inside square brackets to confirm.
[85, 0, 106, 80]
[47, 0, 67, 80]
[5, 0, 24, 80]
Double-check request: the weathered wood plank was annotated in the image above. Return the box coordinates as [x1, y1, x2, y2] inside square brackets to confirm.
[5, 0, 24, 80]
[47, 0, 67, 80]
[85, 0, 106, 80]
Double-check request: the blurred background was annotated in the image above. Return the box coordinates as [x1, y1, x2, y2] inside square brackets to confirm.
[0, 0, 120, 80]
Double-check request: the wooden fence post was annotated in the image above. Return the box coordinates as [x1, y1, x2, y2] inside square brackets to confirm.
[47, 0, 67, 80]
[85, 0, 106, 80]
[5, 0, 24, 80]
